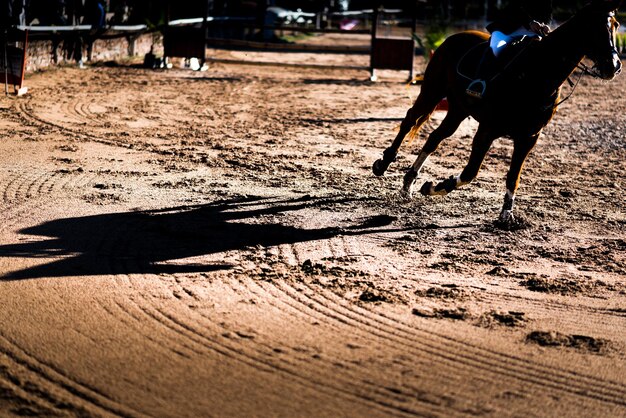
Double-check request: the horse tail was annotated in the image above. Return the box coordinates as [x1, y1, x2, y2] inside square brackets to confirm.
[406, 111, 433, 145]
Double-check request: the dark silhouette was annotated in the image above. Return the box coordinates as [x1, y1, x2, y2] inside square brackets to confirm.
[0, 196, 402, 281]
[28, 0, 67, 25]
[83, 0, 106, 27]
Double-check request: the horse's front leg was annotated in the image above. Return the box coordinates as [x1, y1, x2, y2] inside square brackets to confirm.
[420, 125, 495, 196]
[499, 134, 538, 223]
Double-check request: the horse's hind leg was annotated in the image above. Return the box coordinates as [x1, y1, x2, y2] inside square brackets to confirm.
[372, 47, 453, 177]
[372, 93, 440, 176]
[420, 124, 496, 196]
[402, 107, 467, 198]
[499, 134, 538, 223]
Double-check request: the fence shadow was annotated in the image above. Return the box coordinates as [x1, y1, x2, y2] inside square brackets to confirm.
[301, 117, 403, 125]
[302, 79, 373, 86]
[0, 195, 401, 281]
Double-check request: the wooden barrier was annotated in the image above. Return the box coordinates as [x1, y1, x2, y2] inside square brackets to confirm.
[164, 7, 418, 79]
[14, 24, 151, 72]
[370, 37, 415, 75]
[369, 7, 416, 81]
[1, 29, 28, 96]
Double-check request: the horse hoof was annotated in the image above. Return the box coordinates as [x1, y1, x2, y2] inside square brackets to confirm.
[401, 170, 417, 198]
[372, 159, 387, 177]
[420, 181, 434, 196]
[494, 210, 526, 231]
[498, 210, 514, 224]
[403, 169, 417, 185]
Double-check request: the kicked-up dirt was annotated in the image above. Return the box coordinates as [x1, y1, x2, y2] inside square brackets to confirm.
[0, 42, 624, 417]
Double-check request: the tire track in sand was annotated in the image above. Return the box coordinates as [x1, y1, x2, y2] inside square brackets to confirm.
[0, 167, 97, 233]
[16, 97, 176, 156]
[472, 287, 626, 327]
[15, 101, 133, 150]
[0, 334, 147, 417]
[273, 240, 626, 410]
[116, 275, 428, 417]
[95, 219, 210, 361]
[1, 169, 59, 202]
[238, 276, 490, 416]
[52, 202, 410, 416]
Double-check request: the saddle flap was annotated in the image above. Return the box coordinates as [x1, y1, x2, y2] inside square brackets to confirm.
[459, 36, 541, 95]
[457, 42, 497, 81]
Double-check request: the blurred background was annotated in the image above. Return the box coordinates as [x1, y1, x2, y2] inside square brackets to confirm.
[1, 1, 608, 29]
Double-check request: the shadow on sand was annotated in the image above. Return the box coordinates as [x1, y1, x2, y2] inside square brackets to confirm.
[301, 117, 403, 125]
[0, 195, 403, 281]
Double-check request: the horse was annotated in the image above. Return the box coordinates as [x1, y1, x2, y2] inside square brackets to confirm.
[372, 0, 622, 226]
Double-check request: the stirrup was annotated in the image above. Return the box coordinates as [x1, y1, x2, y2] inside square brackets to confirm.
[466, 79, 486, 99]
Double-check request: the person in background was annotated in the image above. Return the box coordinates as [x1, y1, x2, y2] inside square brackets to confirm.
[84, 0, 106, 28]
[0, 0, 14, 30]
[29, 0, 67, 26]
[111, 0, 130, 24]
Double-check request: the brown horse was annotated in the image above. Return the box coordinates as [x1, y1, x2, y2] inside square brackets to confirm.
[372, 0, 622, 225]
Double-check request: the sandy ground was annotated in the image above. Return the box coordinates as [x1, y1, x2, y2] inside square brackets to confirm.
[0, 38, 625, 417]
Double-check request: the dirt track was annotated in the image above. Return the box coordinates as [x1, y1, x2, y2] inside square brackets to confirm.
[0, 45, 625, 417]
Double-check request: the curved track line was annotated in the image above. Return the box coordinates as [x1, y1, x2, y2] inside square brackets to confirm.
[0, 208, 149, 417]
[102, 299, 202, 359]
[1, 167, 96, 203]
[0, 334, 147, 418]
[276, 280, 626, 406]
[474, 289, 626, 324]
[323, 281, 626, 397]
[147, 301, 423, 418]
[16, 101, 131, 150]
[0, 353, 81, 415]
[221, 279, 477, 415]
[258, 235, 626, 406]
[106, 241, 432, 416]
[238, 278, 488, 416]
[122, 273, 425, 417]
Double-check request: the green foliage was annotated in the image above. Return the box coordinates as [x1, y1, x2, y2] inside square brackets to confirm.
[616, 33, 626, 53]
[423, 24, 449, 59]
[278, 32, 315, 44]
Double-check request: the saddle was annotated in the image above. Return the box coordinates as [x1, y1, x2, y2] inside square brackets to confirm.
[460, 36, 538, 100]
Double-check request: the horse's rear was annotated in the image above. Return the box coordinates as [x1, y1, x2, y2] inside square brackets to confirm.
[429, 30, 490, 98]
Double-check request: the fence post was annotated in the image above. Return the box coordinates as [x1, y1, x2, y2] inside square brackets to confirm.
[369, 5, 380, 80]
[201, 0, 210, 68]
